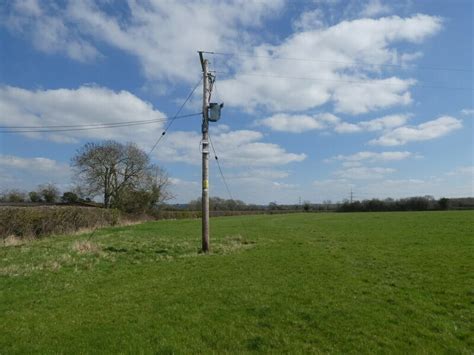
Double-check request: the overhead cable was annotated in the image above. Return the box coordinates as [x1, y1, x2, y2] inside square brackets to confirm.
[208, 133, 235, 201]
[214, 71, 473, 91]
[0, 113, 201, 133]
[206, 51, 473, 73]
[148, 77, 203, 156]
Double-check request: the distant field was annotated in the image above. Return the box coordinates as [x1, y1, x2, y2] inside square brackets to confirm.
[1, 212, 473, 353]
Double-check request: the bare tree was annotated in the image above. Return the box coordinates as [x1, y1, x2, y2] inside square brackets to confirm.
[146, 164, 174, 206]
[71, 141, 156, 208]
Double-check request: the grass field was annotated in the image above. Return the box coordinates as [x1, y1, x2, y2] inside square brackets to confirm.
[1, 212, 473, 353]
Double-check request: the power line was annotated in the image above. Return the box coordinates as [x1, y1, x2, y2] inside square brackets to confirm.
[1, 116, 176, 129]
[206, 51, 473, 73]
[208, 133, 235, 201]
[148, 78, 202, 156]
[0, 113, 201, 133]
[214, 71, 473, 91]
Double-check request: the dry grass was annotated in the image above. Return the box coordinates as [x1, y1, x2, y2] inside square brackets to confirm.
[2, 235, 25, 247]
[212, 235, 256, 254]
[72, 240, 102, 254]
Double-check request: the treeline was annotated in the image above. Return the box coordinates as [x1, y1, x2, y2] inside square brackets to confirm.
[337, 196, 474, 212]
[0, 184, 85, 204]
[169, 196, 474, 213]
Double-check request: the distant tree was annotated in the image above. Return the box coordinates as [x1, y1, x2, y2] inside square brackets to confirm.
[61, 191, 79, 204]
[71, 141, 170, 209]
[268, 201, 279, 210]
[303, 200, 311, 212]
[28, 191, 42, 203]
[187, 197, 247, 211]
[38, 184, 59, 203]
[323, 200, 332, 211]
[188, 198, 202, 211]
[2, 189, 26, 203]
[438, 197, 449, 210]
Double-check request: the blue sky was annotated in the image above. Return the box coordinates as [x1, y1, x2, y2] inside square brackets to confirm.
[0, 0, 472, 204]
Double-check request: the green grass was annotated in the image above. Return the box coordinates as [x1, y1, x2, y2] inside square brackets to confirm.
[1, 212, 473, 353]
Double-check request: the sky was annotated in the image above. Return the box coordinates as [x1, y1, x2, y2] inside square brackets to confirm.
[0, 0, 472, 204]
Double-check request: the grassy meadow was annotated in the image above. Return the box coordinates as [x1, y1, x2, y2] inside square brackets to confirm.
[1, 211, 473, 353]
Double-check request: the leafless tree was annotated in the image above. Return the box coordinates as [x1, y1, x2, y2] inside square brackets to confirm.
[71, 141, 170, 209]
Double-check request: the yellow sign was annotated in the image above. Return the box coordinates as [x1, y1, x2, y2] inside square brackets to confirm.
[203, 180, 208, 189]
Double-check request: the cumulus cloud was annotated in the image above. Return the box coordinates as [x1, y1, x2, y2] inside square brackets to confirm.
[461, 109, 474, 116]
[156, 129, 306, 167]
[358, 114, 412, 131]
[0, 85, 305, 169]
[257, 113, 339, 133]
[359, 0, 392, 18]
[369, 116, 462, 146]
[0, 154, 71, 190]
[292, 9, 325, 31]
[0, 155, 68, 174]
[0, 85, 168, 144]
[219, 14, 442, 113]
[332, 77, 415, 114]
[3, 0, 100, 62]
[3, 2, 443, 114]
[2, 0, 284, 81]
[334, 113, 411, 133]
[334, 166, 396, 179]
[258, 112, 411, 135]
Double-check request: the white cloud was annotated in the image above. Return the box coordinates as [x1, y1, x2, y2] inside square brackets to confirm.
[258, 112, 410, 135]
[3, 0, 100, 62]
[0, 154, 71, 190]
[359, 0, 392, 18]
[334, 113, 411, 133]
[257, 113, 338, 133]
[3, 3, 443, 114]
[0, 155, 67, 173]
[0, 85, 167, 145]
[219, 14, 442, 113]
[461, 109, 474, 116]
[334, 122, 362, 133]
[293, 9, 325, 31]
[272, 181, 298, 189]
[3, 0, 286, 74]
[358, 114, 412, 131]
[331, 151, 414, 162]
[0, 85, 304, 170]
[13, 0, 42, 16]
[70, 0, 283, 81]
[156, 129, 306, 167]
[332, 77, 415, 114]
[370, 116, 462, 146]
[334, 166, 396, 179]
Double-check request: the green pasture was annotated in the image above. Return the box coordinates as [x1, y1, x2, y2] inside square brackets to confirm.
[1, 211, 473, 353]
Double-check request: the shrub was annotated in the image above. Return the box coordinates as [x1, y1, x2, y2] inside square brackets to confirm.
[0, 206, 121, 239]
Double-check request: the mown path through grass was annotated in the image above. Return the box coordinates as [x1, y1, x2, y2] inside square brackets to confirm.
[1, 212, 473, 353]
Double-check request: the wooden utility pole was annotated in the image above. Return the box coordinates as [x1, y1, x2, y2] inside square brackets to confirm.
[199, 52, 210, 252]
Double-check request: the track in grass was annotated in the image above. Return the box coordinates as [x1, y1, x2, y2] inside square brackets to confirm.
[1, 211, 473, 353]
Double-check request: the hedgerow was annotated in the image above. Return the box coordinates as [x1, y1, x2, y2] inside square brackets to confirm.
[0, 206, 121, 239]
